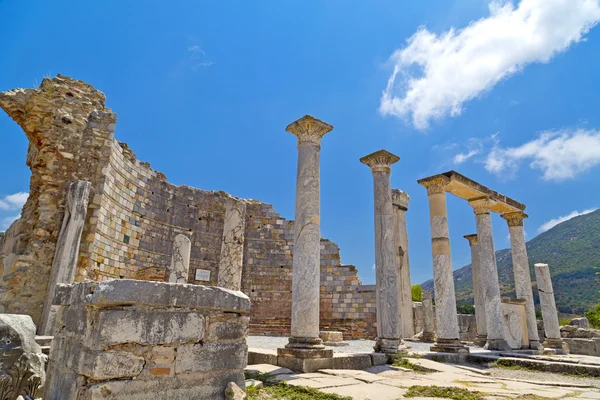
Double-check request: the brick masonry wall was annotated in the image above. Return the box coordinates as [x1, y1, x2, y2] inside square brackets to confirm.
[1, 75, 379, 338]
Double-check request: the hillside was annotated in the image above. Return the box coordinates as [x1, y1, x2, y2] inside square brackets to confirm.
[421, 209, 600, 315]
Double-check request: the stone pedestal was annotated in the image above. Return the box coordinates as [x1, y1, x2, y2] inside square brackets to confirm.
[469, 197, 510, 351]
[319, 331, 349, 347]
[168, 234, 192, 283]
[464, 234, 487, 347]
[501, 298, 529, 350]
[360, 150, 408, 355]
[218, 198, 247, 290]
[421, 292, 435, 343]
[40, 180, 92, 335]
[503, 212, 543, 351]
[534, 263, 569, 355]
[418, 176, 468, 354]
[392, 189, 414, 339]
[280, 115, 334, 364]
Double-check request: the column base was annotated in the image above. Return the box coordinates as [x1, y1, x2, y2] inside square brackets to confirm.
[484, 338, 512, 351]
[285, 336, 326, 350]
[430, 338, 470, 353]
[373, 338, 409, 355]
[420, 332, 435, 343]
[542, 338, 569, 355]
[319, 331, 349, 347]
[528, 340, 544, 352]
[474, 335, 487, 347]
[278, 337, 334, 373]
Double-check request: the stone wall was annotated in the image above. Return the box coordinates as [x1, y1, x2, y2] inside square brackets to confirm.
[0, 75, 379, 339]
[45, 279, 250, 400]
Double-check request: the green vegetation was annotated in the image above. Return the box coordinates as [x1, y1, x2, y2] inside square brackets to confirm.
[245, 372, 352, 400]
[585, 302, 600, 329]
[411, 284, 423, 302]
[494, 360, 595, 377]
[457, 303, 475, 315]
[391, 356, 435, 373]
[423, 209, 600, 314]
[405, 385, 484, 400]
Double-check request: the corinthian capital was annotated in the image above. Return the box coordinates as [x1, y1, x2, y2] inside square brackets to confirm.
[286, 115, 333, 145]
[360, 149, 400, 173]
[391, 189, 410, 210]
[468, 196, 496, 215]
[418, 176, 450, 196]
[502, 211, 528, 227]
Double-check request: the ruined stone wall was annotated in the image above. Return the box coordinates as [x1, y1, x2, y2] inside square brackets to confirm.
[0, 75, 378, 339]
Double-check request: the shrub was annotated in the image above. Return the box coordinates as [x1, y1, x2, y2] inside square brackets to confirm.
[412, 284, 423, 302]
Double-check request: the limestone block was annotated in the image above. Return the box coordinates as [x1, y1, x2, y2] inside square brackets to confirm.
[225, 382, 246, 400]
[0, 314, 46, 398]
[168, 234, 191, 284]
[206, 316, 249, 341]
[218, 198, 247, 291]
[569, 317, 590, 329]
[501, 299, 529, 350]
[65, 346, 145, 380]
[175, 342, 248, 373]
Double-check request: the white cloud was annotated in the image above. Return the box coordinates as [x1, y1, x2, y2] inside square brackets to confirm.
[485, 129, 600, 180]
[380, 0, 600, 130]
[453, 149, 480, 164]
[188, 45, 214, 69]
[1, 214, 20, 231]
[0, 192, 28, 210]
[538, 208, 597, 232]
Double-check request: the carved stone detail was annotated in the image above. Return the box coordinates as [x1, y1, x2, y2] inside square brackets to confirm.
[285, 115, 333, 146]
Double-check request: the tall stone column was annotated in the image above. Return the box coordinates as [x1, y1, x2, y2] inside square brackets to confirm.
[420, 292, 435, 342]
[534, 263, 569, 355]
[360, 150, 408, 355]
[468, 197, 510, 351]
[168, 234, 191, 284]
[278, 115, 333, 369]
[39, 180, 91, 335]
[218, 198, 247, 291]
[464, 234, 487, 346]
[392, 189, 414, 338]
[418, 176, 468, 353]
[502, 212, 543, 351]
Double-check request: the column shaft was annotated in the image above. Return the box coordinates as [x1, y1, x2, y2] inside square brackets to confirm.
[218, 198, 247, 291]
[534, 263, 569, 354]
[421, 292, 435, 342]
[168, 234, 191, 284]
[470, 198, 509, 350]
[465, 235, 487, 346]
[392, 190, 413, 338]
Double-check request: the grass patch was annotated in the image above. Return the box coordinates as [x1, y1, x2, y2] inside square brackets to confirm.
[391, 356, 436, 373]
[245, 372, 352, 400]
[493, 360, 596, 378]
[405, 385, 485, 400]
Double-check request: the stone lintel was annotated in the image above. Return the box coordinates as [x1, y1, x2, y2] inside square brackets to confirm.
[502, 211, 528, 227]
[418, 171, 525, 214]
[285, 115, 333, 145]
[54, 279, 250, 313]
[391, 189, 410, 210]
[501, 297, 527, 305]
[360, 149, 400, 173]
[468, 196, 496, 215]
[463, 234, 478, 246]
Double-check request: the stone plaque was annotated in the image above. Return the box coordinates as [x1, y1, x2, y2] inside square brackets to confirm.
[195, 269, 211, 281]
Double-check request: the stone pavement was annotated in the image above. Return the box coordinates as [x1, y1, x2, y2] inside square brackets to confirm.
[246, 358, 600, 400]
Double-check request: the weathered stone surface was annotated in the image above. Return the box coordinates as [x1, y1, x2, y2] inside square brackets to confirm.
[361, 150, 407, 355]
[464, 234, 487, 346]
[175, 341, 248, 373]
[569, 317, 590, 329]
[0, 314, 46, 398]
[168, 234, 191, 284]
[225, 381, 247, 400]
[65, 346, 145, 380]
[218, 198, 247, 290]
[421, 292, 436, 342]
[501, 298, 529, 350]
[392, 189, 413, 339]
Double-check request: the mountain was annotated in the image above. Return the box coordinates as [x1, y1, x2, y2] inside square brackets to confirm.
[421, 209, 600, 315]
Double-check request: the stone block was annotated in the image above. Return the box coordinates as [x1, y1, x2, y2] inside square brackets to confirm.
[247, 348, 278, 365]
[331, 353, 372, 370]
[369, 352, 388, 366]
[569, 317, 590, 329]
[277, 354, 334, 373]
[277, 347, 333, 359]
[65, 344, 145, 380]
[206, 316, 249, 341]
[93, 309, 205, 346]
[175, 341, 248, 373]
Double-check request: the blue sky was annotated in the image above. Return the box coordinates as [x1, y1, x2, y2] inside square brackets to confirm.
[1, 0, 599, 285]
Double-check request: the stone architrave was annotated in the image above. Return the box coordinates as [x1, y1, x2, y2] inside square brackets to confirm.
[168, 234, 191, 284]
[218, 198, 247, 291]
[39, 180, 91, 335]
[278, 115, 334, 371]
[418, 176, 468, 353]
[421, 292, 435, 342]
[534, 263, 569, 355]
[392, 189, 414, 339]
[464, 234, 487, 346]
[360, 150, 408, 355]
[469, 197, 510, 351]
[503, 212, 543, 351]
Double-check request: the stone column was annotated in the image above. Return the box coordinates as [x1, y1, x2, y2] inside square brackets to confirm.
[421, 292, 435, 342]
[534, 263, 569, 355]
[168, 234, 191, 284]
[361, 150, 408, 355]
[418, 176, 468, 353]
[464, 234, 487, 346]
[468, 197, 510, 351]
[217, 198, 247, 291]
[279, 115, 333, 367]
[392, 189, 414, 339]
[503, 212, 543, 351]
[39, 180, 91, 335]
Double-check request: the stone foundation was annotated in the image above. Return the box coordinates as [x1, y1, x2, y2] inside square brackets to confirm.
[44, 279, 250, 400]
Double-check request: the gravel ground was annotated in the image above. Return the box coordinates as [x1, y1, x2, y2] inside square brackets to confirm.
[248, 335, 452, 353]
[484, 366, 600, 388]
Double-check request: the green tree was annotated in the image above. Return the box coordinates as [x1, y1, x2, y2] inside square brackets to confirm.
[457, 304, 475, 315]
[585, 303, 600, 329]
[411, 284, 423, 302]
